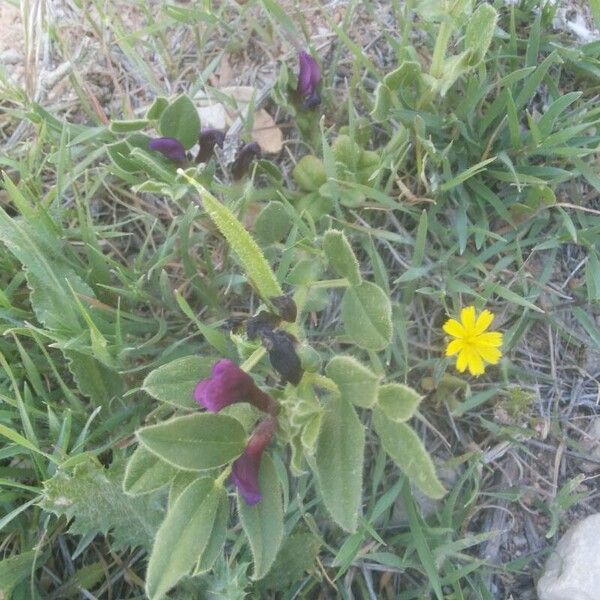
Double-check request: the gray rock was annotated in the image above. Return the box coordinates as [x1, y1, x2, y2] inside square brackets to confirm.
[537, 514, 600, 600]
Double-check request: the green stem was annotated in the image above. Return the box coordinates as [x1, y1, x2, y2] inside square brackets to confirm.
[215, 465, 231, 487]
[241, 346, 266, 372]
[310, 278, 350, 289]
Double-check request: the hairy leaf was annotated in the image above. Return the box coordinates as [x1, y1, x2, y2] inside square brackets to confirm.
[138, 413, 246, 471]
[341, 281, 392, 351]
[325, 356, 379, 408]
[123, 446, 178, 496]
[182, 173, 282, 301]
[373, 409, 445, 499]
[39, 458, 162, 550]
[143, 355, 215, 409]
[322, 229, 361, 286]
[145, 478, 225, 600]
[315, 395, 364, 532]
[238, 454, 283, 580]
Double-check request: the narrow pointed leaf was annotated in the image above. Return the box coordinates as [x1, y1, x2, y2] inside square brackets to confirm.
[145, 478, 223, 600]
[181, 173, 282, 301]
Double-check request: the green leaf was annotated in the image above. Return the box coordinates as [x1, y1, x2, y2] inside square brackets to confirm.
[254, 201, 291, 244]
[159, 94, 200, 149]
[169, 472, 199, 507]
[464, 4, 497, 64]
[0, 187, 94, 332]
[373, 408, 445, 499]
[292, 155, 327, 192]
[322, 229, 361, 286]
[377, 383, 422, 423]
[39, 458, 162, 550]
[195, 486, 229, 574]
[181, 173, 283, 301]
[109, 119, 149, 133]
[315, 395, 364, 532]
[145, 478, 225, 600]
[137, 414, 246, 471]
[258, 531, 321, 592]
[0, 551, 36, 598]
[341, 281, 392, 351]
[325, 356, 379, 408]
[123, 446, 178, 496]
[142, 355, 215, 409]
[147, 96, 169, 120]
[238, 454, 284, 580]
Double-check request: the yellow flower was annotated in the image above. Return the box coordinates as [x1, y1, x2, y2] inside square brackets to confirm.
[443, 306, 503, 377]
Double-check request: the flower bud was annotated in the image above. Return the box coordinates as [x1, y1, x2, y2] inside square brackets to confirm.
[231, 416, 277, 505]
[297, 51, 321, 109]
[196, 128, 225, 163]
[148, 137, 186, 163]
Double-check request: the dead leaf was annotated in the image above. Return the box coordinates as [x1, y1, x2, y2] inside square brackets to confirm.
[194, 85, 283, 154]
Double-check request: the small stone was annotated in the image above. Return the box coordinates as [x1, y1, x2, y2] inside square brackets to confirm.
[537, 513, 600, 600]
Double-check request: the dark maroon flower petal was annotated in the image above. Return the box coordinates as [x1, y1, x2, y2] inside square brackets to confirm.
[260, 330, 303, 386]
[231, 417, 277, 505]
[148, 137, 186, 163]
[231, 141, 261, 180]
[192, 358, 277, 413]
[231, 451, 262, 505]
[196, 128, 226, 163]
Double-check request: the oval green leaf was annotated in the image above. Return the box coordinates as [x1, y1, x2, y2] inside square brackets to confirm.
[137, 413, 246, 471]
[159, 94, 200, 149]
[377, 383, 422, 422]
[123, 445, 178, 496]
[325, 355, 380, 408]
[372, 408, 446, 499]
[145, 477, 224, 600]
[142, 355, 215, 409]
[238, 454, 283, 580]
[341, 281, 392, 351]
[315, 395, 364, 532]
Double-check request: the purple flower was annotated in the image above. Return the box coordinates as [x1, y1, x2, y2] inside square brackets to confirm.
[231, 141, 261, 180]
[196, 128, 226, 163]
[193, 359, 276, 414]
[148, 137, 186, 163]
[232, 417, 277, 505]
[297, 51, 321, 109]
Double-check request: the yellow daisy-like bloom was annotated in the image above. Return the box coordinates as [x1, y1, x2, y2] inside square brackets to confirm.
[443, 306, 503, 377]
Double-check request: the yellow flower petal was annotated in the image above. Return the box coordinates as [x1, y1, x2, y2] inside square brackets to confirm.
[477, 331, 503, 347]
[460, 306, 476, 332]
[443, 318, 465, 338]
[466, 349, 485, 376]
[477, 345, 502, 364]
[456, 349, 469, 373]
[446, 339, 463, 356]
[474, 309, 494, 334]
